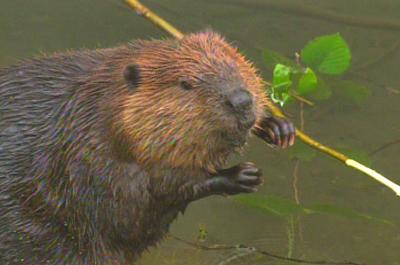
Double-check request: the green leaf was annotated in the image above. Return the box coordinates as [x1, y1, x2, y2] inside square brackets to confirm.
[262, 49, 298, 70]
[197, 225, 208, 242]
[308, 204, 394, 225]
[235, 195, 394, 225]
[331, 80, 372, 105]
[308, 77, 332, 101]
[297, 68, 318, 95]
[272, 64, 292, 88]
[234, 194, 305, 217]
[301, 33, 351, 75]
[288, 140, 317, 162]
[271, 64, 293, 106]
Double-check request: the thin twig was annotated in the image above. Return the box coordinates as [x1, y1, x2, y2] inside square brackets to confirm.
[125, 0, 183, 39]
[293, 160, 301, 205]
[293, 102, 304, 206]
[299, 102, 305, 131]
[386, 87, 400, 95]
[290, 92, 315, 107]
[369, 138, 400, 156]
[217, 249, 256, 265]
[292, 101, 304, 244]
[124, 0, 400, 197]
[292, 101, 303, 204]
[353, 41, 400, 72]
[170, 235, 366, 265]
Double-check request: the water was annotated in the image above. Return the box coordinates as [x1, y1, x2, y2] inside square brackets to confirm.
[1, 1, 399, 264]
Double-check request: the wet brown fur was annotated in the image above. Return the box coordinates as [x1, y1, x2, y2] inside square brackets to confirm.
[0, 31, 272, 265]
[116, 32, 270, 174]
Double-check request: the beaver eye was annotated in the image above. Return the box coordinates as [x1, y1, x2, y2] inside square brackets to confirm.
[123, 64, 141, 91]
[179, 80, 193, 90]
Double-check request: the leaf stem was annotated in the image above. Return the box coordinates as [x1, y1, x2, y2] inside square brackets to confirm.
[124, 0, 400, 197]
[289, 91, 315, 106]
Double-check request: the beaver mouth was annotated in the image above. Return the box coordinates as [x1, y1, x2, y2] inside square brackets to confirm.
[217, 129, 249, 148]
[216, 110, 255, 148]
[236, 111, 256, 130]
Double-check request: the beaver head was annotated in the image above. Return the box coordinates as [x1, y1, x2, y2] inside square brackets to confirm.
[113, 31, 269, 173]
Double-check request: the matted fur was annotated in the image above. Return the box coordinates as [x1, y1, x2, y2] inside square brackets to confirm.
[0, 31, 271, 265]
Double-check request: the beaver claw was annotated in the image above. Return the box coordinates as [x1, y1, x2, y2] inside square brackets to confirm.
[254, 116, 296, 149]
[208, 162, 263, 195]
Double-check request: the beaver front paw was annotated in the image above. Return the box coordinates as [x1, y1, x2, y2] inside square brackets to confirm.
[209, 162, 263, 195]
[254, 116, 296, 149]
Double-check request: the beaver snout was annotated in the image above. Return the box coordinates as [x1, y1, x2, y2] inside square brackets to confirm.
[227, 90, 253, 111]
[226, 89, 256, 129]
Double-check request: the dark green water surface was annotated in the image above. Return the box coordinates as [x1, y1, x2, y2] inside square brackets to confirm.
[1, 1, 399, 264]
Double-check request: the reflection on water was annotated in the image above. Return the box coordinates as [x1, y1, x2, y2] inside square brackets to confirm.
[1, 0, 399, 264]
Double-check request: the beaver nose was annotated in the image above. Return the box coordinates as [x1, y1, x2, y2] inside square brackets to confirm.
[227, 90, 253, 111]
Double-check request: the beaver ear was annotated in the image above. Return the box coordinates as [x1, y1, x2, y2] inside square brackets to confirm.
[123, 64, 141, 91]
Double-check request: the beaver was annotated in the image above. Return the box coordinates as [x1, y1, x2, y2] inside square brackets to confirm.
[0, 31, 295, 265]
